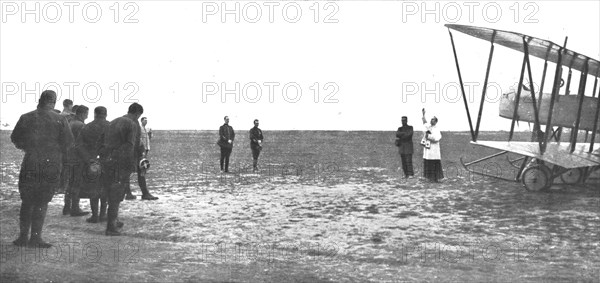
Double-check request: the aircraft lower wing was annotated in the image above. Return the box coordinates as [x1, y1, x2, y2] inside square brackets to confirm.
[472, 141, 600, 169]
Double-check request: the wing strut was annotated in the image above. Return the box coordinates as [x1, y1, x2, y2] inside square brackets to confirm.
[474, 31, 496, 141]
[538, 45, 553, 115]
[565, 56, 575, 96]
[509, 45, 529, 141]
[542, 42, 566, 154]
[593, 75, 599, 99]
[531, 45, 553, 143]
[590, 74, 600, 153]
[570, 59, 589, 152]
[523, 36, 544, 152]
[448, 29, 476, 142]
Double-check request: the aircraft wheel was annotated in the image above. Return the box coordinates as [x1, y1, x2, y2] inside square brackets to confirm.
[560, 168, 583, 184]
[585, 166, 600, 184]
[522, 165, 551, 192]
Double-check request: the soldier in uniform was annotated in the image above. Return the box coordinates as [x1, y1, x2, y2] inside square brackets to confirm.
[249, 119, 264, 172]
[58, 100, 75, 199]
[124, 117, 158, 200]
[217, 116, 235, 173]
[396, 116, 414, 178]
[98, 103, 144, 236]
[63, 105, 90, 216]
[11, 90, 74, 248]
[74, 107, 110, 223]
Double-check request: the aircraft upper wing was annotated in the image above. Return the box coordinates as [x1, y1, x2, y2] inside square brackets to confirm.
[445, 24, 600, 77]
[472, 140, 600, 169]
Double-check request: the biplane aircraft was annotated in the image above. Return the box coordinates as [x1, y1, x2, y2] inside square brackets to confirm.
[445, 24, 600, 191]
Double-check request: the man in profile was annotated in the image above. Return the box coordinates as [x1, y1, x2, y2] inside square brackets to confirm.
[11, 90, 74, 247]
[74, 106, 110, 223]
[217, 116, 235, 173]
[63, 105, 90, 216]
[124, 117, 158, 200]
[249, 119, 264, 172]
[99, 103, 144, 236]
[396, 116, 414, 178]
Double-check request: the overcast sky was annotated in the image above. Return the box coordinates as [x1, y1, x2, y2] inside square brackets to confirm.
[1, 1, 599, 131]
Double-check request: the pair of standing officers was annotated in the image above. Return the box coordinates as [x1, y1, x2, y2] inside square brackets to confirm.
[217, 116, 264, 173]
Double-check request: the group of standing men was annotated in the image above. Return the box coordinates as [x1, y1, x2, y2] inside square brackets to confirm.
[10, 90, 443, 249]
[59, 99, 159, 217]
[10, 90, 158, 248]
[10, 92, 266, 248]
[395, 108, 444, 182]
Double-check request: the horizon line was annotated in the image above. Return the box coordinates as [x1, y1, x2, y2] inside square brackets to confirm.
[0, 129, 538, 133]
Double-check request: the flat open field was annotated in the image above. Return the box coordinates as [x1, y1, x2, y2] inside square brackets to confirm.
[1, 130, 599, 282]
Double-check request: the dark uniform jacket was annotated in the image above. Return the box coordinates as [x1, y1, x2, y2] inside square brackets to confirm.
[11, 107, 74, 202]
[98, 115, 140, 174]
[75, 118, 109, 162]
[218, 124, 235, 149]
[67, 117, 86, 162]
[249, 127, 263, 150]
[74, 118, 109, 198]
[396, 125, 414, 154]
[125, 117, 143, 159]
[69, 118, 85, 139]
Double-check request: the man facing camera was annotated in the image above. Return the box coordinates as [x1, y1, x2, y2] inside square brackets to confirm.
[249, 119, 264, 172]
[396, 116, 414, 178]
[217, 116, 235, 173]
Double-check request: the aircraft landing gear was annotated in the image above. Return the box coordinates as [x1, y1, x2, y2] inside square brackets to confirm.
[521, 164, 551, 191]
[560, 168, 584, 184]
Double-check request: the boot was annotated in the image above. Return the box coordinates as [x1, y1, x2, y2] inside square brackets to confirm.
[70, 191, 89, 217]
[141, 194, 158, 200]
[86, 198, 99, 223]
[253, 159, 258, 172]
[28, 204, 52, 248]
[105, 202, 122, 236]
[86, 215, 98, 223]
[13, 202, 33, 247]
[141, 187, 158, 200]
[139, 174, 158, 200]
[99, 198, 107, 222]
